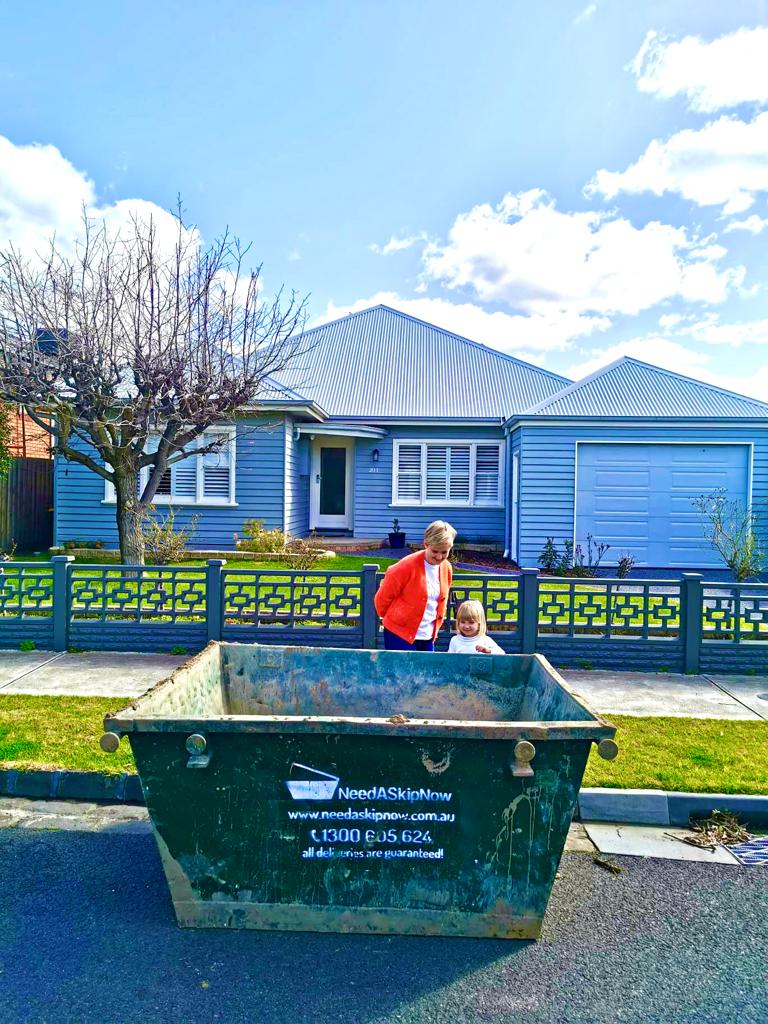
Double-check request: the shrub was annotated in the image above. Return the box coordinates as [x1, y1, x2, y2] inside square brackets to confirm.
[236, 519, 287, 554]
[285, 537, 325, 571]
[143, 508, 199, 565]
[170, 645, 188, 656]
[19, 639, 36, 651]
[616, 552, 637, 579]
[570, 534, 610, 578]
[543, 534, 610, 577]
[693, 489, 767, 581]
[539, 537, 559, 572]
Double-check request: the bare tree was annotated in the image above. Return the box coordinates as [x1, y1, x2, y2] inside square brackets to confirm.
[0, 209, 307, 563]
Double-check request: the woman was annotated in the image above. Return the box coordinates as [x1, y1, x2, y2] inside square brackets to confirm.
[374, 521, 456, 651]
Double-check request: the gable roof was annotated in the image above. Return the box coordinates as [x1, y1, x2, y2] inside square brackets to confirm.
[272, 305, 571, 420]
[520, 356, 768, 419]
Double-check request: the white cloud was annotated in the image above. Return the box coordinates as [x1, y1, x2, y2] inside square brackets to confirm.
[568, 336, 710, 381]
[724, 214, 768, 234]
[370, 233, 427, 256]
[657, 312, 687, 329]
[0, 134, 192, 261]
[630, 27, 768, 113]
[688, 316, 768, 346]
[421, 189, 741, 317]
[573, 4, 597, 27]
[588, 112, 768, 214]
[287, 249, 301, 261]
[315, 291, 611, 354]
[593, 114, 768, 214]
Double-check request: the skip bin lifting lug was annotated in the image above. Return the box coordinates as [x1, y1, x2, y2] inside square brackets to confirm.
[596, 738, 619, 761]
[185, 733, 211, 768]
[99, 732, 121, 753]
[511, 740, 536, 778]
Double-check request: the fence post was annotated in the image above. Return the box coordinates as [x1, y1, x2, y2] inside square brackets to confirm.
[206, 559, 226, 643]
[52, 555, 74, 652]
[681, 572, 703, 674]
[519, 568, 539, 654]
[361, 563, 380, 648]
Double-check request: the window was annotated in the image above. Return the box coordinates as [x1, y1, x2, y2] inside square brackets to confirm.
[104, 427, 236, 505]
[393, 440, 503, 506]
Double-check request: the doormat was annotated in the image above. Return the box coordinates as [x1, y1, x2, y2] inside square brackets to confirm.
[727, 836, 768, 866]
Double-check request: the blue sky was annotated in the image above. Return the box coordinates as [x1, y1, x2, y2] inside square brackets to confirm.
[2, 1, 768, 397]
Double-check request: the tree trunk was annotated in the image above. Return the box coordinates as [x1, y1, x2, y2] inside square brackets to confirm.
[114, 478, 146, 565]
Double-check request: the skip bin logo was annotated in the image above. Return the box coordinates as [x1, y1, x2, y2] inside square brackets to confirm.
[285, 763, 340, 801]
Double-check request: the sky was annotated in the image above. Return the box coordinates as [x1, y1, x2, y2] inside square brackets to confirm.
[2, 0, 768, 399]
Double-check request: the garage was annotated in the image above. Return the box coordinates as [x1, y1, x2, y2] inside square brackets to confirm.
[575, 442, 751, 568]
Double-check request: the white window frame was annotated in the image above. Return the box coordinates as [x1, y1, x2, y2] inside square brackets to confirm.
[103, 426, 237, 506]
[391, 439, 505, 508]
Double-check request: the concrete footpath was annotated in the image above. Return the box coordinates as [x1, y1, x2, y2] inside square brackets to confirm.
[1, 650, 766, 719]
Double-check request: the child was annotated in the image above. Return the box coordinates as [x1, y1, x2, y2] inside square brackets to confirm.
[448, 599, 505, 655]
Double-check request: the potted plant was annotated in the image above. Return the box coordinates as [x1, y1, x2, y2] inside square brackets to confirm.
[388, 518, 406, 549]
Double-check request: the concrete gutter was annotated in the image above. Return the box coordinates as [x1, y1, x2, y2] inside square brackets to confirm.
[1, 769, 766, 827]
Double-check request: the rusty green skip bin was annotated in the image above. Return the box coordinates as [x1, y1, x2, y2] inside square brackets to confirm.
[102, 642, 618, 940]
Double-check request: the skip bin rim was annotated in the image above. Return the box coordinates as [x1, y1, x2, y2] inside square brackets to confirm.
[103, 644, 616, 744]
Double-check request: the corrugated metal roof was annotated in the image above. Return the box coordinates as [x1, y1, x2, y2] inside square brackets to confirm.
[272, 305, 571, 419]
[521, 357, 768, 419]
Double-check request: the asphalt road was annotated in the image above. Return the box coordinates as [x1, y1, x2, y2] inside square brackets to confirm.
[0, 829, 765, 1024]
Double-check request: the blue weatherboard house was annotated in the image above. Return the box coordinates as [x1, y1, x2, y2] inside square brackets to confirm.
[54, 305, 768, 569]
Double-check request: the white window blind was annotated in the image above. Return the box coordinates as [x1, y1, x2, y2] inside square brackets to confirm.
[396, 444, 422, 502]
[393, 440, 503, 506]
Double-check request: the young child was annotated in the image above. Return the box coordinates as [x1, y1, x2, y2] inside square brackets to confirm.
[448, 599, 505, 655]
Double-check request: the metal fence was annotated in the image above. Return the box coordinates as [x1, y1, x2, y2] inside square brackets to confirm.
[0, 557, 767, 673]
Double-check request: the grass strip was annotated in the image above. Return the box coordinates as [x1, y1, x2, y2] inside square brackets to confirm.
[1, 698, 766, 795]
[584, 715, 768, 796]
[0, 696, 134, 775]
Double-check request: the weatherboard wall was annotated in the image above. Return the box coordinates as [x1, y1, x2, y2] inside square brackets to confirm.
[54, 418, 286, 550]
[283, 418, 310, 537]
[515, 423, 768, 569]
[352, 425, 506, 546]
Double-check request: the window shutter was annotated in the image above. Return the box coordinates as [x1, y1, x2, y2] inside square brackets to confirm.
[396, 444, 422, 502]
[448, 446, 471, 502]
[474, 444, 501, 504]
[425, 446, 447, 501]
[173, 457, 197, 499]
[202, 433, 232, 501]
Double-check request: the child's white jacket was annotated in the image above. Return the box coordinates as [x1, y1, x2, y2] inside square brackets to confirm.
[447, 633, 505, 655]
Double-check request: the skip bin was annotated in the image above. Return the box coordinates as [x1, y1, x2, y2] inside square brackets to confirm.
[102, 642, 617, 940]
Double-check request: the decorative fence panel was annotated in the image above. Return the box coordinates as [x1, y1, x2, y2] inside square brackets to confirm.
[68, 564, 208, 653]
[0, 559, 767, 674]
[0, 562, 54, 649]
[700, 582, 768, 673]
[221, 569, 366, 648]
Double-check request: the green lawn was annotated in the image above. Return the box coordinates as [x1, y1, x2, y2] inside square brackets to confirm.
[583, 715, 768, 795]
[1, 696, 766, 795]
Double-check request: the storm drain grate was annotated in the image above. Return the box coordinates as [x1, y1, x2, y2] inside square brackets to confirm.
[728, 836, 768, 866]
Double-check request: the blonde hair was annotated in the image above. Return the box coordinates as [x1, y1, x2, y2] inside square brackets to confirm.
[423, 520, 457, 548]
[455, 599, 487, 634]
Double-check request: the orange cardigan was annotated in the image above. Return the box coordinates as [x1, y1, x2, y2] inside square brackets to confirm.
[374, 550, 452, 644]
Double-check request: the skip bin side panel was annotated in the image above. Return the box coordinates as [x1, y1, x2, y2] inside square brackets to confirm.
[129, 729, 589, 939]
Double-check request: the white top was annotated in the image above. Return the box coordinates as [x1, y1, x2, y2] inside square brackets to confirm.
[448, 633, 505, 655]
[415, 559, 441, 640]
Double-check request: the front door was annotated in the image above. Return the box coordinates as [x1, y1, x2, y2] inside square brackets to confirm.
[310, 438, 353, 530]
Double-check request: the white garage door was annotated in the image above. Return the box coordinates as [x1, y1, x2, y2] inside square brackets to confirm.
[575, 443, 751, 568]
